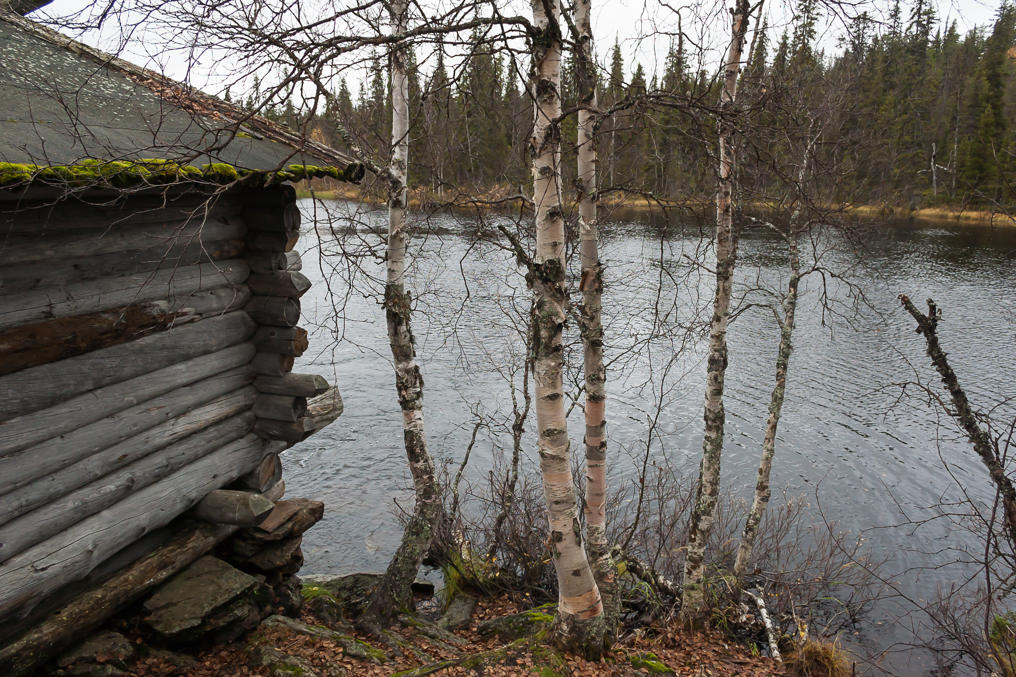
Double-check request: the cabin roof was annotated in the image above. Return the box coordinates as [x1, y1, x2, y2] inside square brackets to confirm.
[0, 11, 363, 183]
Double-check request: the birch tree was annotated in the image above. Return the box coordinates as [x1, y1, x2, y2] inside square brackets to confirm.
[732, 155, 810, 582]
[362, 0, 442, 626]
[573, 0, 615, 629]
[680, 0, 752, 622]
[528, 0, 606, 656]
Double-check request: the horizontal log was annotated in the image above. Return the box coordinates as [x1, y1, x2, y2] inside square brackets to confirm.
[253, 418, 308, 443]
[246, 271, 311, 299]
[306, 385, 344, 433]
[253, 393, 307, 422]
[0, 409, 255, 562]
[0, 367, 255, 497]
[1, 239, 245, 295]
[0, 433, 268, 620]
[252, 326, 309, 356]
[246, 230, 299, 253]
[239, 185, 296, 208]
[0, 217, 244, 266]
[255, 372, 330, 398]
[0, 193, 237, 233]
[0, 259, 250, 332]
[0, 521, 236, 677]
[0, 341, 254, 456]
[0, 286, 252, 377]
[246, 251, 287, 273]
[244, 203, 300, 232]
[245, 296, 300, 327]
[0, 390, 256, 526]
[189, 489, 275, 526]
[283, 250, 303, 271]
[253, 386, 343, 443]
[0, 311, 255, 422]
[234, 453, 282, 493]
[251, 352, 294, 377]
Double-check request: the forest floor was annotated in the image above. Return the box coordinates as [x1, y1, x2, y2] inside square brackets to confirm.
[123, 593, 786, 677]
[296, 181, 1016, 228]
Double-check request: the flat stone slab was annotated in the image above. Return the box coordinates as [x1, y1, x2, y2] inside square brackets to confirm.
[144, 556, 258, 638]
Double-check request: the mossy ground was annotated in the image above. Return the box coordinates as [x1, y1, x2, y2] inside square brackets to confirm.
[121, 594, 784, 677]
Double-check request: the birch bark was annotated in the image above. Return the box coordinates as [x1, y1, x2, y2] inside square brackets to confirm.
[529, 0, 605, 656]
[680, 0, 751, 621]
[574, 0, 615, 631]
[734, 130, 817, 582]
[363, 0, 441, 625]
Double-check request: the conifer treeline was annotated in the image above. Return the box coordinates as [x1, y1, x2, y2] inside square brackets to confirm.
[257, 1, 1016, 209]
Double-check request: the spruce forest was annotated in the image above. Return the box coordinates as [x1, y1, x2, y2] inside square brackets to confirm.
[248, 0, 1016, 211]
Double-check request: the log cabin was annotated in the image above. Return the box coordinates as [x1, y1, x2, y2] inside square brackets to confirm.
[0, 4, 362, 657]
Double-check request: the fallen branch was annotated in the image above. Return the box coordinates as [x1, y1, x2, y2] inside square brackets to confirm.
[744, 588, 782, 662]
[612, 547, 681, 600]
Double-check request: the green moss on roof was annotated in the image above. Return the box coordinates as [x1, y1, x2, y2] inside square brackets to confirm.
[0, 159, 364, 189]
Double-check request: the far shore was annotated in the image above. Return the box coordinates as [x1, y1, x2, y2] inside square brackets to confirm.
[295, 183, 1016, 229]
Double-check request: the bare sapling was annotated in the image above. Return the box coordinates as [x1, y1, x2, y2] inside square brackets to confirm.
[734, 128, 820, 583]
[362, 0, 442, 627]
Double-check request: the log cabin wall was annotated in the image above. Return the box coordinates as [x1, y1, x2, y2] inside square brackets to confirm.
[0, 182, 325, 630]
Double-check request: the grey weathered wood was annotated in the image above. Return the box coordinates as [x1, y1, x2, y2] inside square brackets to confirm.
[240, 184, 296, 207]
[189, 489, 275, 526]
[0, 341, 253, 455]
[251, 352, 295, 377]
[253, 386, 343, 443]
[0, 286, 252, 377]
[0, 433, 267, 619]
[0, 311, 255, 422]
[1, 239, 245, 294]
[0, 409, 255, 562]
[0, 521, 236, 677]
[252, 326, 309, 356]
[246, 271, 311, 298]
[255, 373, 330, 398]
[235, 452, 282, 493]
[263, 480, 286, 501]
[246, 251, 287, 273]
[253, 418, 308, 443]
[284, 250, 303, 271]
[0, 259, 249, 331]
[253, 393, 307, 422]
[245, 296, 300, 327]
[246, 230, 298, 253]
[0, 192, 236, 232]
[0, 390, 256, 526]
[244, 203, 300, 232]
[0, 217, 244, 265]
[0, 366, 255, 496]
[306, 386, 343, 433]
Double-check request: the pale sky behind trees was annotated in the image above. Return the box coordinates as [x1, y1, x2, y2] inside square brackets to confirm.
[35, 0, 1003, 112]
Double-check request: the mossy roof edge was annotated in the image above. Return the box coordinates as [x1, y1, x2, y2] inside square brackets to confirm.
[0, 160, 365, 190]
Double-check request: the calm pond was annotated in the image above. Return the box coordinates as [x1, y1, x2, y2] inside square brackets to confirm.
[285, 199, 1016, 670]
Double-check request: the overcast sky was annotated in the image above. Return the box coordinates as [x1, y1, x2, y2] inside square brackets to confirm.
[36, 0, 1004, 100]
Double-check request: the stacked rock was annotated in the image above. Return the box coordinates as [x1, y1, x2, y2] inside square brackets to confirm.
[222, 498, 325, 616]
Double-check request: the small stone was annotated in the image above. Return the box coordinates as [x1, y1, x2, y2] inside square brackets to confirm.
[274, 574, 304, 616]
[438, 593, 477, 631]
[144, 556, 258, 639]
[252, 499, 324, 541]
[244, 537, 303, 571]
[251, 645, 320, 677]
[58, 631, 134, 669]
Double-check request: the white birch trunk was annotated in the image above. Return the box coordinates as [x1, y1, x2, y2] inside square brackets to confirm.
[681, 0, 751, 621]
[363, 0, 441, 625]
[733, 237, 799, 581]
[529, 0, 605, 656]
[575, 0, 615, 629]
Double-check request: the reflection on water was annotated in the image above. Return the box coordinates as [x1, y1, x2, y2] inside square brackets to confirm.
[285, 200, 1016, 669]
